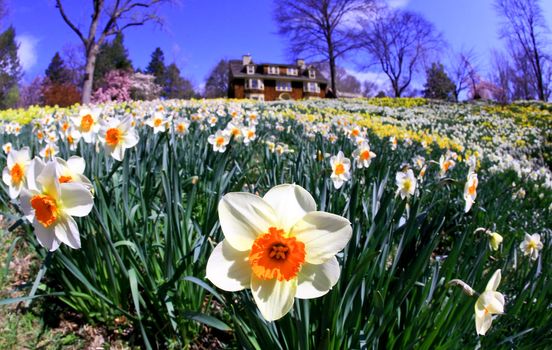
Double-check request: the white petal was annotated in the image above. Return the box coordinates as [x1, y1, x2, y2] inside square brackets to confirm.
[206, 240, 251, 291]
[123, 129, 139, 148]
[218, 192, 277, 251]
[60, 183, 94, 217]
[67, 156, 86, 174]
[263, 184, 316, 233]
[37, 162, 60, 200]
[475, 311, 492, 336]
[54, 214, 81, 249]
[291, 212, 352, 264]
[109, 144, 124, 161]
[33, 218, 60, 252]
[296, 256, 340, 299]
[20, 189, 35, 220]
[251, 275, 296, 321]
[485, 269, 501, 292]
[26, 157, 45, 192]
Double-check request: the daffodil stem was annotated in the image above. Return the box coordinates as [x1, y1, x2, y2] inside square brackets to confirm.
[24, 251, 53, 308]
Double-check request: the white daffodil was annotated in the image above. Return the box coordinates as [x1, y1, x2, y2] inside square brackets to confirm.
[464, 172, 478, 213]
[439, 154, 456, 177]
[20, 161, 94, 251]
[98, 116, 139, 162]
[145, 111, 170, 134]
[39, 142, 59, 161]
[2, 142, 12, 154]
[396, 169, 417, 199]
[54, 156, 93, 190]
[475, 269, 505, 336]
[519, 233, 543, 261]
[2, 147, 31, 199]
[242, 127, 256, 145]
[174, 118, 190, 137]
[71, 107, 100, 143]
[208, 131, 230, 153]
[352, 142, 376, 169]
[206, 184, 352, 321]
[390, 136, 398, 150]
[330, 151, 351, 189]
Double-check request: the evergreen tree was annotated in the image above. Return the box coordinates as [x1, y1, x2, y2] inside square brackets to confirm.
[146, 47, 166, 87]
[204, 59, 229, 98]
[164, 63, 196, 99]
[45, 52, 71, 84]
[0, 26, 22, 109]
[93, 33, 133, 88]
[423, 63, 455, 100]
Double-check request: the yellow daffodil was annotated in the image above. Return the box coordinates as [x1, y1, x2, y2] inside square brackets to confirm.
[20, 160, 94, 251]
[475, 269, 505, 336]
[206, 184, 352, 321]
[330, 151, 351, 189]
[2, 147, 31, 199]
[519, 233, 543, 261]
[98, 116, 139, 162]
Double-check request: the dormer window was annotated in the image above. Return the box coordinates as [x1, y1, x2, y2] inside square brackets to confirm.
[308, 69, 316, 79]
[268, 66, 280, 75]
[246, 65, 255, 75]
[287, 68, 298, 76]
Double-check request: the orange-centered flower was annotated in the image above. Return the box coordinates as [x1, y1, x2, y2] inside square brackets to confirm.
[360, 150, 372, 161]
[10, 163, 24, 185]
[154, 118, 163, 127]
[67, 135, 74, 145]
[59, 175, 72, 183]
[106, 128, 122, 146]
[216, 136, 225, 146]
[31, 194, 58, 227]
[249, 227, 306, 281]
[177, 124, 186, 133]
[81, 114, 94, 132]
[335, 163, 345, 175]
[468, 181, 477, 196]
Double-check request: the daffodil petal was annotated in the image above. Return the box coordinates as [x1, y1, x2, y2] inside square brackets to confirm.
[475, 311, 492, 336]
[291, 211, 352, 264]
[54, 214, 81, 249]
[206, 240, 251, 292]
[67, 156, 85, 174]
[263, 184, 316, 232]
[485, 269, 501, 292]
[60, 183, 94, 217]
[296, 256, 340, 299]
[33, 218, 60, 252]
[218, 192, 277, 251]
[251, 275, 296, 321]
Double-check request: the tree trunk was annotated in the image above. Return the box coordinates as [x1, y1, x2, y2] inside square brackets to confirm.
[82, 44, 99, 104]
[329, 55, 337, 98]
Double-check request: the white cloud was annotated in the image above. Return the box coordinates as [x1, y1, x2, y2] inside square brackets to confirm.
[388, 0, 410, 8]
[345, 69, 388, 88]
[16, 35, 39, 72]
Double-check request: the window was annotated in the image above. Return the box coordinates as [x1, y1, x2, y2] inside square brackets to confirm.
[276, 81, 292, 92]
[267, 66, 280, 75]
[246, 93, 265, 101]
[246, 65, 255, 74]
[304, 82, 320, 93]
[308, 69, 316, 79]
[287, 68, 298, 76]
[246, 79, 264, 90]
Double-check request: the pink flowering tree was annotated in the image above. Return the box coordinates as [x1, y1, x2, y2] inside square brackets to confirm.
[92, 69, 133, 103]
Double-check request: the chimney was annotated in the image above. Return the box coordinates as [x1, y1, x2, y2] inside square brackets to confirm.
[296, 58, 305, 68]
[243, 54, 252, 66]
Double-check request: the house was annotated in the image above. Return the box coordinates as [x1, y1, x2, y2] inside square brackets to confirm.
[228, 55, 329, 101]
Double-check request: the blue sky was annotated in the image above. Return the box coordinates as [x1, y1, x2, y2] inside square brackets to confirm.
[6, 0, 552, 91]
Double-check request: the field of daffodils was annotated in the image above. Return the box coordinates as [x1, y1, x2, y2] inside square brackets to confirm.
[0, 98, 550, 349]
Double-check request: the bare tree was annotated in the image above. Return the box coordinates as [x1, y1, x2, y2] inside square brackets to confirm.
[448, 49, 478, 101]
[273, 0, 376, 97]
[489, 50, 513, 103]
[312, 62, 362, 94]
[360, 9, 443, 97]
[55, 0, 172, 104]
[495, 0, 551, 101]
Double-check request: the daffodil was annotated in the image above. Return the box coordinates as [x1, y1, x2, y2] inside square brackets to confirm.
[39, 142, 59, 161]
[352, 142, 376, 169]
[519, 233, 543, 260]
[488, 231, 503, 251]
[174, 118, 190, 137]
[464, 172, 478, 213]
[2, 147, 31, 199]
[20, 160, 94, 251]
[98, 116, 139, 161]
[208, 131, 230, 153]
[145, 111, 169, 134]
[54, 156, 93, 190]
[439, 154, 456, 177]
[206, 184, 352, 321]
[475, 269, 505, 336]
[396, 169, 416, 199]
[330, 151, 351, 189]
[2, 142, 12, 154]
[71, 107, 100, 143]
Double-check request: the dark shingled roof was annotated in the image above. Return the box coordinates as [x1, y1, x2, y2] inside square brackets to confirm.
[229, 60, 328, 84]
